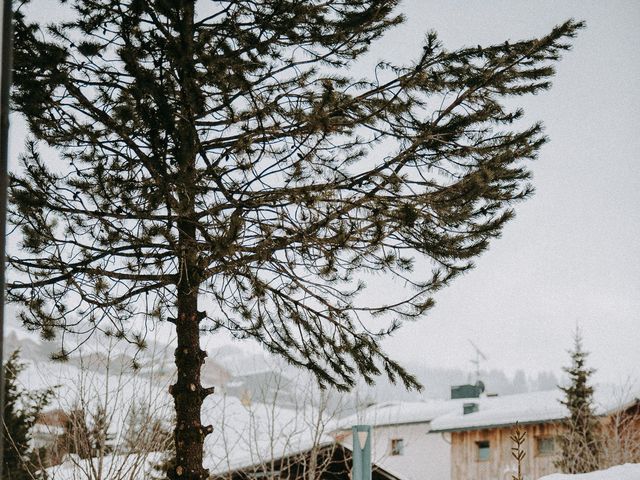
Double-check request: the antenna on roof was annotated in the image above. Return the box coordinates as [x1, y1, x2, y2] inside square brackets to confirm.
[469, 340, 488, 385]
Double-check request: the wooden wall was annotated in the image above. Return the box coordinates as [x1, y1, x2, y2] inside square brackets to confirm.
[450, 423, 562, 480]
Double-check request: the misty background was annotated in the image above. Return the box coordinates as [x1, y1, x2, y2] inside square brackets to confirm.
[4, 0, 639, 396]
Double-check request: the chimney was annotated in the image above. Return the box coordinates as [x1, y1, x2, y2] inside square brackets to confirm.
[463, 402, 479, 415]
[451, 382, 484, 399]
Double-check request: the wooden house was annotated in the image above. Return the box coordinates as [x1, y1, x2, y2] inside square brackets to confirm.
[211, 441, 404, 480]
[429, 389, 640, 480]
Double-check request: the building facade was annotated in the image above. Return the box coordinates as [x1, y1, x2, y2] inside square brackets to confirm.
[448, 422, 562, 480]
[332, 400, 473, 480]
[430, 389, 640, 480]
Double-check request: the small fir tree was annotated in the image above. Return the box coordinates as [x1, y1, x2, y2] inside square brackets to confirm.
[56, 404, 114, 460]
[148, 412, 176, 480]
[123, 403, 172, 455]
[59, 407, 92, 459]
[2, 349, 54, 480]
[556, 330, 602, 473]
[87, 404, 113, 458]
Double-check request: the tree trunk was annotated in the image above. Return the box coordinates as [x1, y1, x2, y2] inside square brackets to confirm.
[168, 276, 213, 480]
[168, 3, 213, 478]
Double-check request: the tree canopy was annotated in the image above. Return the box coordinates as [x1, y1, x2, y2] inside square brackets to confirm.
[9, 1, 582, 478]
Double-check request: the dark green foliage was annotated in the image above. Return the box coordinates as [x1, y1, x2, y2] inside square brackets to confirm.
[62, 408, 92, 459]
[143, 408, 176, 480]
[8, 1, 583, 477]
[87, 405, 112, 458]
[556, 330, 602, 473]
[2, 350, 54, 480]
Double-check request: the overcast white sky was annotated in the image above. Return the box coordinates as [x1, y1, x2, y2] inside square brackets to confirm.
[5, 1, 639, 388]
[372, 0, 640, 386]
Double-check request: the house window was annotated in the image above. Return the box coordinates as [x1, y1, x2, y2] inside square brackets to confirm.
[476, 440, 490, 461]
[537, 436, 556, 455]
[390, 438, 404, 456]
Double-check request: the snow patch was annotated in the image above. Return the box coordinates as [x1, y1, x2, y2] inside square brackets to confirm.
[538, 463, 640, 480]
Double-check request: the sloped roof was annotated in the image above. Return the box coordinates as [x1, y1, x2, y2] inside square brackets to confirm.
[333, 399, 468, 430]
[45, 452, 165, 480]
[208, 428, 336, 475]
[429, 387, 640, 433]
[213, 437, 406, 480]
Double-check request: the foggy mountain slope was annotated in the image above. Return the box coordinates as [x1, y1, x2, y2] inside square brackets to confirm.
[6, 330, 560, 411]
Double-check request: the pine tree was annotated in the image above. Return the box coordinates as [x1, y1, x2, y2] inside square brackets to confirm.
[8, 1, 583, 478]
[2, 350, 54, 480]
[61, 407, 92, 459]
[56, 404, 115, 460]
[123, 402, 173, 455]
[87, 404, 113, 458]
[556, 330, 602, 473]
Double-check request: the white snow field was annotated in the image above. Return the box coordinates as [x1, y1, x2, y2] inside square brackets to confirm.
[538, 464, 640, 480]
[44, 453, 164, 480]
[12, 338, 338, 479]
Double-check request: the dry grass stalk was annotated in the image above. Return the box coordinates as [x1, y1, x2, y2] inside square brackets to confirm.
[510, 422, 526, 480]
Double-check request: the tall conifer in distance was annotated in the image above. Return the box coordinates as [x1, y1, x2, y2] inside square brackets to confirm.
[2, 350, 53, 480]
[556, 330, 602, 473]
[9, 1, 582, 478]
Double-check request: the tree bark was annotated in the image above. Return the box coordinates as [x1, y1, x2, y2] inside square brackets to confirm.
[168, 274, 213, 480]
[167, 3, 214, 478]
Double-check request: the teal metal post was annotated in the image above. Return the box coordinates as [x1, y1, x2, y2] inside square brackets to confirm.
[352, 424, 372, 480]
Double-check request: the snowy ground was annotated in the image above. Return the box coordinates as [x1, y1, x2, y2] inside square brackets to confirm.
[17, 343, 340, 478]
[539, 464, 640, 480]
[44, 453, 164, 480]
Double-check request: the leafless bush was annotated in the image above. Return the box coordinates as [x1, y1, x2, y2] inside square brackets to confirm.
[555, 402, 602, 474]
[599, 385, 640, 468]
[209, 367, 350, 480]
[16, 335, 175, 479]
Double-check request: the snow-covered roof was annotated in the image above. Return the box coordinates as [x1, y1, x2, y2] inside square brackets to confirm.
[332, 385, 640, 433]
[45, 452, 165, 480]
[429, 387, 640, 433]
[538, 463, 640, 480]
[333, 399, 467, 430]
[17, 349, 346, 478]
[201, 393, 346, 475]
[213, 431, 406, 480]
[210, 430, 336, 475]
[205, 399, 333, 475]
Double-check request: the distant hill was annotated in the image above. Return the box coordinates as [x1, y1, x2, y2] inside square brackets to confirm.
[4, 329, 560, 410]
